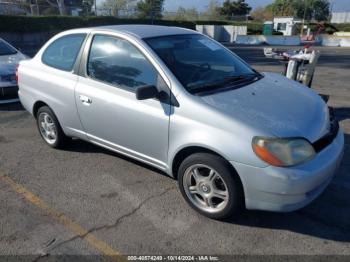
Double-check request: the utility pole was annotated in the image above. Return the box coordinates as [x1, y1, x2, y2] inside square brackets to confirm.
[30, 0, 40, 15]
[151, 0, 154, 24]
[300, 0, 308, 36]
[35, 0, 39, 15]
[94, 0, 97, 16]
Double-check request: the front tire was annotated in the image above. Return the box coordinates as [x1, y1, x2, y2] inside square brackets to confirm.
[178, 153, 243, 219]
[36, 106, 69, 149]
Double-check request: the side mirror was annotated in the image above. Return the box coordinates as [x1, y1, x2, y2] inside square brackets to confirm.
[136, 85, 159, 100]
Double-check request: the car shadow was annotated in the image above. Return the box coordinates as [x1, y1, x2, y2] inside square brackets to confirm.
[0, 102, 24, 111]
[334, 107, 350, 122]
[63, 139, 169, 178]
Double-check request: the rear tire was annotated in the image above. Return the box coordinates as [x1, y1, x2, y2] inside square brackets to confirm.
[36, 106, 69, 149]
[178, 153, 243, 219]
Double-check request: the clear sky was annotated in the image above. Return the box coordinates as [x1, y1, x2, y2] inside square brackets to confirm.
[96, 0, 349, 12]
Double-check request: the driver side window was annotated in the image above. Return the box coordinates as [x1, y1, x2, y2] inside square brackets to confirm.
[87, 35, 158, 92]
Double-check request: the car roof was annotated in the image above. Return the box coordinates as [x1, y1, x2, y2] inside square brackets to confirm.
[66, 24, 198, 39]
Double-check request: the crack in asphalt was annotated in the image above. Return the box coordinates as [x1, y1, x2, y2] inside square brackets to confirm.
[125, 178, 167, 187]
[45, 186, 176, 254]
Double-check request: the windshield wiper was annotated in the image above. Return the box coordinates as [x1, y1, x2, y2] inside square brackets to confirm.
[188, 80, 228, 94]
[224, 73, 259, 82]
[189, 73, 262, 95]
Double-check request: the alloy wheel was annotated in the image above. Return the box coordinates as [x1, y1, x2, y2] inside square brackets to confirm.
[38, 112, 57, 145]
[183, 164, 229, 213]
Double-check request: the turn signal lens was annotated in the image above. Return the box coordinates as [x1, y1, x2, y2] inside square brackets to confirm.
[252, 137, 316, 167]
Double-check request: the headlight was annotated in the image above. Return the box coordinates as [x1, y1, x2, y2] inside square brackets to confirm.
[252, 137, 316, 167]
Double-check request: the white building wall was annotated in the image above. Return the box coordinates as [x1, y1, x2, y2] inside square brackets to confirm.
[273, 17, 296, 36]
[196, 25, 247, 42]
[331, 12, 350, 23]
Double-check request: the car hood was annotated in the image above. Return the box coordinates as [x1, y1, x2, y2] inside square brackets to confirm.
[200, 72, 329, 142]
[0, 52, 27, 75]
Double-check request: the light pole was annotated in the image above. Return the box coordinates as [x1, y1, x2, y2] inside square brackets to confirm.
[300, 0, 308, 36]
[35, 0, 39, 15]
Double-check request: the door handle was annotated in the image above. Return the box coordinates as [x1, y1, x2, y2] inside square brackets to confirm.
[79, 95, 92, 105]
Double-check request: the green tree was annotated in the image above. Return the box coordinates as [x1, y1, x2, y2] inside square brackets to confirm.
[311, 0, 330, 21]
[136, 0, 164, 19]
[294, 0, 314, 20]
[101, 0, 137, 16]
[82, 0, 94, 15]
[270, 0, 294, 16]
[171, 6, 199, 21]
[22, 0, 96, 15]
[45, 0, 67, 15]
[10, 0, 64, 15]
[203, 0, 222, 20]
[293, 0, 330, 21]
[219, 0, 252, 17]
[270, 0, 330, 21]
[251, 5, 273, 21]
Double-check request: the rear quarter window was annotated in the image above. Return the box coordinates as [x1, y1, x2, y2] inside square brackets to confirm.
[42, 34, 86, 72]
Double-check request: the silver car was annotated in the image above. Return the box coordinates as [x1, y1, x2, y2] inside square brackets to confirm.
[18, 25, 344, 219]
[0, 38, 28, 104]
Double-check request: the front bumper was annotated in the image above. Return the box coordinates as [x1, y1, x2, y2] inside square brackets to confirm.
[0, 85, 19, 104]
[231, 128, 345, 212]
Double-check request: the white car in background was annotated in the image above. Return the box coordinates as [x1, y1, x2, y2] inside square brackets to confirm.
[0, 38, 28, 104]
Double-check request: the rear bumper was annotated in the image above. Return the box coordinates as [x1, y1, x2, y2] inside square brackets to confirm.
[0, 85, 19, 104]
[231, 128, 344, 212]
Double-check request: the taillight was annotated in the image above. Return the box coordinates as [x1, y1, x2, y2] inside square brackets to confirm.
[16, 64, 19, 83]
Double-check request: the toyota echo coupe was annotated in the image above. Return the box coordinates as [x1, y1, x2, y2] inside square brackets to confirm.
[18, 25, 344, 219]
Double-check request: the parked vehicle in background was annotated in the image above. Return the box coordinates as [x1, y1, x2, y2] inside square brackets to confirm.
[0, 38, 28, 104]
[18, 25, 344, 219]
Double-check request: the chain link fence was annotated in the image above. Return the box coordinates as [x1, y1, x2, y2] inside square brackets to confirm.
[0, 1, 28, 15]
[0, 1, 250, 22]
[0, 2, 150, 19]
[0, 1, 95, 16]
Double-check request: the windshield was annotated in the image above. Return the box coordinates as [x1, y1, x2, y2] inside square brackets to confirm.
[145, 34, 259, 94]
[0, 39, 17, 56]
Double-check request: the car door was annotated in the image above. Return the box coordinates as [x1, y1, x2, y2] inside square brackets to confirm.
[75, 33, 171, 170]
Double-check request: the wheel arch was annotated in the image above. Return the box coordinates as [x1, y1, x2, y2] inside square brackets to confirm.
[171, 146, 243, 185]
[32, 100, 49, 118]
[171, 145, 246, 210]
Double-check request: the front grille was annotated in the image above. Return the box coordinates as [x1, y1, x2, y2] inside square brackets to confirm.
[312, 107, 339, 153]
[0, 86, 19, 100]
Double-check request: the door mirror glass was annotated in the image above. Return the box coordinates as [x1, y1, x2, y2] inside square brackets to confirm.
[136, 85, 159, 100]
